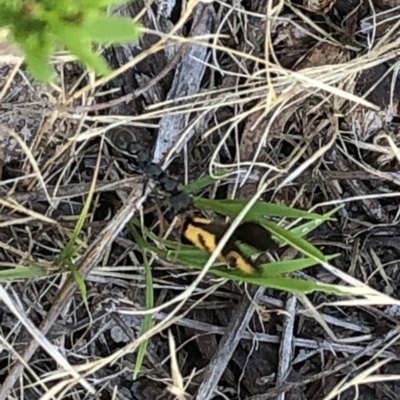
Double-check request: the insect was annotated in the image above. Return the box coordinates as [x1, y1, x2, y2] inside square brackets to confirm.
[126, 141, 194, 214]
[180, 216, 280, 274]
[110, 129, 280, 275]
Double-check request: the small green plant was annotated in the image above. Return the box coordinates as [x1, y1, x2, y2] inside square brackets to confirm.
[0, 0, 142, 81]
[133, 197, 345, 296]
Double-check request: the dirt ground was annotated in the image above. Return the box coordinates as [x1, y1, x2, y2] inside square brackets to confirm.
[1, 0, 400, 399]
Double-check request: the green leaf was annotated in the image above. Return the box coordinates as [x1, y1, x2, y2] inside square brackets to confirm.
[194, 198, 328, 221]
[162, 240, 338, 277]
[243, 276, 346, 295]
[83, 0, 131, 9]
[166, 247, 215, 268]
[135, 210, 328, 275]
[57, 25, 110, 75]
[191, 265, 350, 295]
[290, 206, 340, 238]
[24, 52, 55, 81]
[259, 218, 326, 261]
[160, 247, 349, 295]
[260, 253, 339, 276]
[19, 33, 55, 81]
[0, 0, 144, 83]
[65, 258, 88, 301]
[181, 175, 218, 195]
[128, 222, 154, 379]
[0, 265, 47, 281]
[132, 219, 350, 297]
[83, 16, 141, 43]
[57, 139, 99, 303]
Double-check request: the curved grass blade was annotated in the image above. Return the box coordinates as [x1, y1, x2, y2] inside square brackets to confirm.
[258, 218, 326, 261]
[195, 198, 329, 220]
[290, 205, 341, 238]
[260, 253, 339, 276]
[161, 248, 349, 295]
[0, 265, 47, 281]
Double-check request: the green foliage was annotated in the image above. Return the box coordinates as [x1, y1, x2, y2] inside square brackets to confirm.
[57, 168, 101, 303]
[194, 197, 331, 221]
[0, 264, 47, 281]
[128, 221, 154, 378]
[0, 0, 142, 81]
[132, 199, 349, 296]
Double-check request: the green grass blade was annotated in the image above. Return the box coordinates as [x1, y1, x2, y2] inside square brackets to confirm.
[259, 218, 326, 261]
[194, 197, 329, 220]
[290, 206, 341, 238]
[58, 157, 100, 302]
[83, 16, 142, 43]
[65, 258, 87, 300]
[0, 265, 47, 281]
[162, 243, 337, 276]
[129, 221, 154, 378]
[181, 175, 218, 194]
[160, 246, 348, 295]
[260, 254, 339, 276]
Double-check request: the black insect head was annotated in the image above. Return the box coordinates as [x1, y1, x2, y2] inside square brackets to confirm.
[127, 142, 193, 215]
